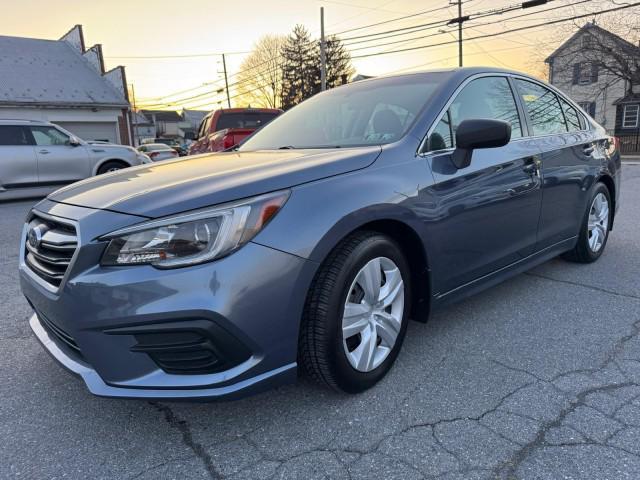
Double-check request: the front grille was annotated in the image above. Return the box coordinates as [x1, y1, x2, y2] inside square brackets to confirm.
[24, 214, 77, 288]
[37, 310, 83, 358]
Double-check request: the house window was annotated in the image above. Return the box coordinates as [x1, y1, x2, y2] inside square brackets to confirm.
[573, 62, 598, 85]
[623, 104, 640, 128]
[578, 101, 596, 117]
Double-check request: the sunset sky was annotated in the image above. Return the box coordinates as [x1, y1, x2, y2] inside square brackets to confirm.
[2, 0, 602, 110]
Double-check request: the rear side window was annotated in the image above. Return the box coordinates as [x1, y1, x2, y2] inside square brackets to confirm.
[428, 76, 522, 151]
[216, 112, 279, 131]
[0, 126, 33, 146]
[30, 126, 70, 146]
[515, 79, 567, 136]
[559, 98, 582, 131]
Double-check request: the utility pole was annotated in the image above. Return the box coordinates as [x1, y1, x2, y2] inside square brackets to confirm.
[129, 83, 139, 146]
[447, 0, 469, 67]
[222, 53, 231, 108]
[457, 0, 463, 67]
[320, 6, 327, 91]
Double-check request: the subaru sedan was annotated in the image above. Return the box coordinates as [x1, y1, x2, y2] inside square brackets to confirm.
[19, 67, 620, 399]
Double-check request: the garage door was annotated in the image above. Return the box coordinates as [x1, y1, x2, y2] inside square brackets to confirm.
[55, 122, 119, 144]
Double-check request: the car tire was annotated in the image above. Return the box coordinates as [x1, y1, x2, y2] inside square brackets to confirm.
[97, 161, 128, 175]
[562, 182, 612, 263]
[299, 231, 411, 393]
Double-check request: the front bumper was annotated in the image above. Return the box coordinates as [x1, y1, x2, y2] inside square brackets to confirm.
[20, 201, 315, 400]
[29, 313, 296, 399]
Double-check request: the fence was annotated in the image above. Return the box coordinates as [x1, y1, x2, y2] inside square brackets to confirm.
[616, 133, 640, 155]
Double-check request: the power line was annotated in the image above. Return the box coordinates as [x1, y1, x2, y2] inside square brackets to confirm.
[330, 3, 454, 36]
[345, 0, 590, 53]
[350, 1, 639, 59]
[105, 51, 249, 60]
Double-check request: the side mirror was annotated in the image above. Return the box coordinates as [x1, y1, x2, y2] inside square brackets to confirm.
[69, 136, 81, 147]
[450, 119, 511, 169]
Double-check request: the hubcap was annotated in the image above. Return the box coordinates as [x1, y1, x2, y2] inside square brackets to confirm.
[341, 257, 405, 372]
[106, 167, 121, 172]
[588, 192, 609, 253]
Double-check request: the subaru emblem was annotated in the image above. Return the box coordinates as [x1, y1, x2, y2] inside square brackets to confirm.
[28, 226, 42, 249]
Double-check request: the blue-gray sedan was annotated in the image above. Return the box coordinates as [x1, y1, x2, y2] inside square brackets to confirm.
[19, 67, 621, 399]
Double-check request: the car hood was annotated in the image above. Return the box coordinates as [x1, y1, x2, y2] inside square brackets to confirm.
[86, 142, 134, 151]
[49, 147, 381, 218]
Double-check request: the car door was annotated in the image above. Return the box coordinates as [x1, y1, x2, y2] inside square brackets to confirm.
[512, 78, 598, 249]
[30, 125, 90, 185]
[421, 75, 543, 295]
[0, 125, 38, 190]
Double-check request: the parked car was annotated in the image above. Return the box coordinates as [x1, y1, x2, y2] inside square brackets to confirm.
[0, 120, 150, 201]
[137, 143, 180, 162]
[152, 137, 187, 156]
[20, 68, 620, 400]
[188, 107, 282, 155]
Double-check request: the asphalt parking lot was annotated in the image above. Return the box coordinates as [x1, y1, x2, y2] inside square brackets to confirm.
[1, 166, 640, 480]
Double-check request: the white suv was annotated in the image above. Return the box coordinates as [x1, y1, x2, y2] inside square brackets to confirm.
[0, 120, 150, 201]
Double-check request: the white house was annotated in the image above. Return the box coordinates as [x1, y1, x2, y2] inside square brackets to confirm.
[545, 22, 640, 138]
[131, 111, 156, 145]
[0, 25, 132, 145]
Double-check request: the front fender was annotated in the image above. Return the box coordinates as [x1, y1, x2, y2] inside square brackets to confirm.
[252, 155, 434, 263]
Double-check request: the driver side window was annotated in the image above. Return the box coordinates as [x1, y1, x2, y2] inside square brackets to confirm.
[30, 126, 70, 146]
[427, 76, 522, 152]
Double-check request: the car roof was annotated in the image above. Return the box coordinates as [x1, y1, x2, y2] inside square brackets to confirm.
[142, 143, 173, 149]
[0, 119, 53, 126]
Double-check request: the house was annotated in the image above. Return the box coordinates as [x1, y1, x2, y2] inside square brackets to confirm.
[545, 22, 640, 139]
[0, 25, 132, 144]
[181, 109, 209, 140]
[139, 109, 191, 139]
[131, 111, 156, 145]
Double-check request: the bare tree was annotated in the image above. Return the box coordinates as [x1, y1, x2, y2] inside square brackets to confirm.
[540, 1, 640, 92]
[235, 35, 286, 108]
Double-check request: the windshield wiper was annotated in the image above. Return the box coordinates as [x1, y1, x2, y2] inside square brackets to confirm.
[278, 145, 296, 149]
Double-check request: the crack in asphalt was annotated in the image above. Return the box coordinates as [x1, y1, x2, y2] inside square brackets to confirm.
[126, 454, 197, 480]
[494, 381, 639, 479]
[525, 272, 640, 301]
[149, 402, 222, 479]
[489, 316, 640, 478]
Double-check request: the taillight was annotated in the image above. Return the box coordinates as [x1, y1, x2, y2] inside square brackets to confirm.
[149, 151, 159, 159]
[222, 133, 235, 150]
[606, 136, 619, 156]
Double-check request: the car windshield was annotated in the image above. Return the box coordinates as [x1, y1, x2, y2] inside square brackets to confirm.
[239, 73, 447, 150]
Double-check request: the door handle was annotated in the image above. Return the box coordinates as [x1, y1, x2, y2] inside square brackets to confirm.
[38, 149, 50, 154]
[583, 144, 595, 156]
[522, 162, 537, 175]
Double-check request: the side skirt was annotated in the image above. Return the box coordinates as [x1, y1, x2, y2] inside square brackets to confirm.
[431, 236, 577, 311]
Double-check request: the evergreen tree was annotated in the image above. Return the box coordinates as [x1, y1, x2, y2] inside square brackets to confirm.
[323, 36, 355, 90]
[280, 25, 318, 110]
[280, 27, 354, 109]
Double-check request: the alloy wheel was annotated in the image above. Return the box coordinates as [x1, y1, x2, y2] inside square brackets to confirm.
[588, 192, 609, 253]
[341, 256, 405, 372]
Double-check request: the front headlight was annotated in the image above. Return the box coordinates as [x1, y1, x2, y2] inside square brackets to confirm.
[100, 190, 290, 268]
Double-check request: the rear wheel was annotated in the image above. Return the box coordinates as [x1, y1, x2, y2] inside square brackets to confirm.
[562, 182, 611, 263]
[299, 231, 411, 393]
[97, 161, 128, 175]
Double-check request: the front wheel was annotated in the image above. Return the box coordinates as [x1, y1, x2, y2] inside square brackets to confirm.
[299, 231, 411, 393]
[562, 182, 612, 263]
[97, 161, 128, 175]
